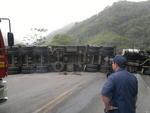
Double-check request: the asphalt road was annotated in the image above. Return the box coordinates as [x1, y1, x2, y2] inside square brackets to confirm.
[42, 73, 150, 113]
[1, 72, 149, 113]
[0, 72, 106, 113]
[46, 73, 106, 113]
[142, 75, 150, 87]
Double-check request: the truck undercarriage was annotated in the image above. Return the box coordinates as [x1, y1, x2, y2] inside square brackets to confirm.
[7, 45, 150, 75]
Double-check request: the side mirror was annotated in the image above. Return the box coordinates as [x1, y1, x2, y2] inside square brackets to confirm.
[7, 32, 14, 46]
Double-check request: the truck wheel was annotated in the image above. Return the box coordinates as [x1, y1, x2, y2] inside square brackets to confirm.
[143, 69, 150, 75]
[85, 67, 98, 72]
[52, 62, 64, 72]
[21, 66, 35, 74]
[86, 64, 99, 69]
[8, 67, 21, 74]
[66, 64, 74, 72]
[74, 64, 83, 71]
[100, 65, 110, 73]
[36, 66, 49, 73]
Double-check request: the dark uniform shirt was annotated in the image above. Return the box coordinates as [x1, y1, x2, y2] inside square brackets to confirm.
[101, 68, 138, 113]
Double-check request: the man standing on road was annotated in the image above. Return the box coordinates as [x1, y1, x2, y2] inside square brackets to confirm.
[101, 55, 138, 113]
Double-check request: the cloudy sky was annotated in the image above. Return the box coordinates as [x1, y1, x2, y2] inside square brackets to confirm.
[0, 0, 147, 43]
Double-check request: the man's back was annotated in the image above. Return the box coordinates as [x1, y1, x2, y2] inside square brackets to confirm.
[101, 55, 138, 113]
[109, 69, 138, 113]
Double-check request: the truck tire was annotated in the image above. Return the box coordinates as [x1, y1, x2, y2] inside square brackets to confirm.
[8, 67, 21, 75]
[52, 62, 64, 72]
[85, 67, 98, 72]
[21, 66, 35, 74]
[143, 69, 150, 75]
[74, 64, 83, 71]
[36, 66, 49, 73]
[85, 64, 99, 72]
[100, 65, 110, 73]
[86, 64, 99, 69]
[66, 64, 74, 72]
[8, 51, 18, 55]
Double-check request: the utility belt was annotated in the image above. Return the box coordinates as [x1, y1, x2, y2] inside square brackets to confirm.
[104, 106, 118, 113]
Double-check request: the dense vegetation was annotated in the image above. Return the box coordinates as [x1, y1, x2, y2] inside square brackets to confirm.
[46, 1, 150, 50]
[49, 34, 75, 46]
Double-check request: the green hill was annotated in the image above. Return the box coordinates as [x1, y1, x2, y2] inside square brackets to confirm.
[47, 1, 150, 50]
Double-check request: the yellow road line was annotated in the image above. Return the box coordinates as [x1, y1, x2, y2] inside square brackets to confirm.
[32, 83, 82, 113]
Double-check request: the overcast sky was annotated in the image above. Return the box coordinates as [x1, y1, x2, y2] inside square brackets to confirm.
[0, 0, 147, 43]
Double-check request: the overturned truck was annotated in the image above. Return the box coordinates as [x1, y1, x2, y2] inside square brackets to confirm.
[7, 45, 116, 74]
[7, 46, 150, 75]
[122, 49, 150, 75]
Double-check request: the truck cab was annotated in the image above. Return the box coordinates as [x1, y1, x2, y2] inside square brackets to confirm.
[0, 18, 14, 104]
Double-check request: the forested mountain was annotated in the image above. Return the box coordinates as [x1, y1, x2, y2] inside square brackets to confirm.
[43, 23, 75, 46]
[47, 1, 150, 50]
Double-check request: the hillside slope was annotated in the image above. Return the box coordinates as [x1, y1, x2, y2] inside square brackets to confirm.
[44, 1, 150, 50]
[43, 23, 75, 46]
[65, 1, 150, 49]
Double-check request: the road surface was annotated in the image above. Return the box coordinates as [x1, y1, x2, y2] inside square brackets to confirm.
[0, 72, 150, 113]
[0, 72, 106, 113]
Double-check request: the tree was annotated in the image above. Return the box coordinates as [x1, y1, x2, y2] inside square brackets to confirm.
[22, 27, 48, 46]
[50, 34, 75, 45]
